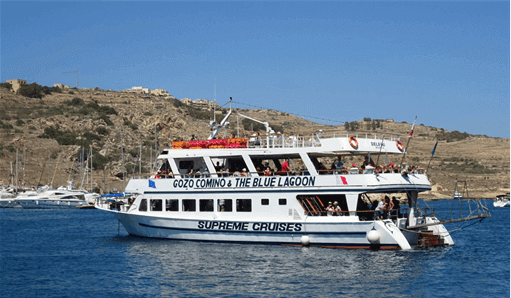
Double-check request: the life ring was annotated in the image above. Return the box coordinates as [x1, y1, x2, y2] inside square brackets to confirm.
[349, 136, 358, 149]
[396, 140, 404, 152]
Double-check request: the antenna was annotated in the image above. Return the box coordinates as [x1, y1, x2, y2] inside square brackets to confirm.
[65, 68, 79, 89]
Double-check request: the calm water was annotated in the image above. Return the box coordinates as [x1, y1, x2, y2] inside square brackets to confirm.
[1, 200, 509, 297]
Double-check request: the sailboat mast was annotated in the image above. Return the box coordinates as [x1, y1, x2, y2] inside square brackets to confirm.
[120, 126, 125, 191]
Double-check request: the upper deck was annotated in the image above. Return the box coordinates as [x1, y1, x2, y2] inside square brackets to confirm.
[161, 132, 406, 159]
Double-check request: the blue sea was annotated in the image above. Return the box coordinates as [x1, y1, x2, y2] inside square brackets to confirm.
[1, 200, 509, 297]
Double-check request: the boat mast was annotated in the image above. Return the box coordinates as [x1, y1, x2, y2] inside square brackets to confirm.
[120, 125, 125, 191]
[22, 144, 26, 188]
[47, 149, 51, 187]
[208, 97, 233, 140]
[15, 149, 18, 191]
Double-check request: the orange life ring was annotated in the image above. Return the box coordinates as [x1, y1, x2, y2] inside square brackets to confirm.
[396, 140, 404, 152]
[349, 136, 358, 149]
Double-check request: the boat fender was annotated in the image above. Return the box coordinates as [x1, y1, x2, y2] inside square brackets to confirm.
[366, 228, 380, 244]
[349, 136, 358, 149]
[300, 235, 311, 246]
[396, 140, 404, 152]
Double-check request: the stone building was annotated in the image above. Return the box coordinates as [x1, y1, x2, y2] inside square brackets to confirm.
[152, 89, 170, 96]
[180, 98, 192, 105]
[6, 79, 27, 93]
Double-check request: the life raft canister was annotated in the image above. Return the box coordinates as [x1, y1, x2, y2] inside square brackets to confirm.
[349, 136, 358, 149]
[396, 140, 404, 152]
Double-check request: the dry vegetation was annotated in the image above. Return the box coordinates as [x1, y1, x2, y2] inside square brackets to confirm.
[0, 87, 508, 199]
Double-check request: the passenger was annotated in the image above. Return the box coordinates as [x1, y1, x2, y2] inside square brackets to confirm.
[254, 132, 261, 146]
[375, 198, 384, 219]
[392, 197, 400, 218]
[415, 165, 422, 174]
[249, 131, 256, 147]
[325, 201, 334, 216]
[349, 163, 359, 175]
[333, 201, 342, 216]
[362, 156, 375, 168]
[334, 156, 344, 174]
[281, 159, 291, 174]
[240, 168, 248, 177]
[167, 172, 174, 178]
[264, 167, 272, 176]
[188, 169, 194, 178]
[215, 162, 222, 172]
[155, 170, 162, 179]
[382, 196, 394, 219]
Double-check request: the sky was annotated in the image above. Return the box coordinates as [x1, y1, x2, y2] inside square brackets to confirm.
[1, 1, 509, 138]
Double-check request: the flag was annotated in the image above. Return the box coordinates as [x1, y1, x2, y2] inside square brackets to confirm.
[409, 116, 417, 137]
[431, 140, 438, 156]
[149, 180, 156, 189]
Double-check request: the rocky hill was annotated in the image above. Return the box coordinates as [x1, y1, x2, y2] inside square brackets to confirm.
[0, 87, 508, 199]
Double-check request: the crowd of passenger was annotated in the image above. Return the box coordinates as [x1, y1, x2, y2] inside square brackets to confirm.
[153, 156, 423, 179]
[313, 195, 402, 220]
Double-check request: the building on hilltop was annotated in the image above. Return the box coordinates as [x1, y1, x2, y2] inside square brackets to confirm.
[53, 83, 70, 90]
[152, 89, 169, 97]
[180, 98, 222, 110]
[124, 86, 150, 94]
[181, 98, 192, 105]
[6, 79, 27, 93]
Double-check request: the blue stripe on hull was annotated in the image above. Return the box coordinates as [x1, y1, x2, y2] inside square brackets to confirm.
[139, 222, 367, 236]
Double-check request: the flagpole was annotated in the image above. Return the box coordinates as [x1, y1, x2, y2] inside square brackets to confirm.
[400, 116, 417, 166]
[426, 139, 439, 173]
[375, 135, 385, 168]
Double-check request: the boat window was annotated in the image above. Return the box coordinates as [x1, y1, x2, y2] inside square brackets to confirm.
[151, 199, 163, 211]
[166, 199, 178, 211]
[179, 160, 194, 170]
[139, 199, 147, 212]
[236, 199, 252, 212]
[279, 198, 287, 205]
[218, 199, 232, 212]
[199, 199, 214, 212]
[182, 199, 196, 212]
[261, 198, 269, 205]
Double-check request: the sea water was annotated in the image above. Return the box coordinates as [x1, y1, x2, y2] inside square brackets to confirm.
[1, 200, 509, 297]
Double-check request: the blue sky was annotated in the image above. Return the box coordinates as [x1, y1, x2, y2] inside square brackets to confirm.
[1, 1, 509, 138]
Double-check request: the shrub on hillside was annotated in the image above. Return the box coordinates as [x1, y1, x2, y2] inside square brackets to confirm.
[18, 83, 47, 99]
[0, 120, 13, 130]
[70, 97, 84, 105]
[96, 126, 109, 135]
[0, 82, 12, 90]
[98, 114, 114, 126]
[436, 130, 470, 142]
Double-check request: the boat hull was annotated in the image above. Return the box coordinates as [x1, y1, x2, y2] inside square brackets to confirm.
[114, 211, 408, 250]
[0, 199, 89, 209]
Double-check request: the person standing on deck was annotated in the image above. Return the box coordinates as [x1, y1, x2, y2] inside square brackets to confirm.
[281, 158, 291, 174]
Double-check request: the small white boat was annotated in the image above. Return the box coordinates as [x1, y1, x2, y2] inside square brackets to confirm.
[13, 189, 89, 209]
[494, 193, 510, 208]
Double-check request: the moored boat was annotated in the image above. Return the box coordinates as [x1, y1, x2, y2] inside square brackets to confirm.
[96, 99, 490, 250]
[494, 193, 510, 208]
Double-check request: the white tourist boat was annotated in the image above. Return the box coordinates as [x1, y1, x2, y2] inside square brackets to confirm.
[96, 100, 489, 250]
[493, 193, 510, 208]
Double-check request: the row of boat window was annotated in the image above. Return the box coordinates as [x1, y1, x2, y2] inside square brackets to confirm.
[139, 198, 287, 212]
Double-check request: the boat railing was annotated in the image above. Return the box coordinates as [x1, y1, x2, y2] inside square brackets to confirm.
[247, 132, 401, 149]
[134, 168, 425, 180]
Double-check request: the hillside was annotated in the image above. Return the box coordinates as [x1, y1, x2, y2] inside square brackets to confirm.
[0, 87, 509, 199]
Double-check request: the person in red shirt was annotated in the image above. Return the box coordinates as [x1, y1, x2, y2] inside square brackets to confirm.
[281, 159, 290, 173]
